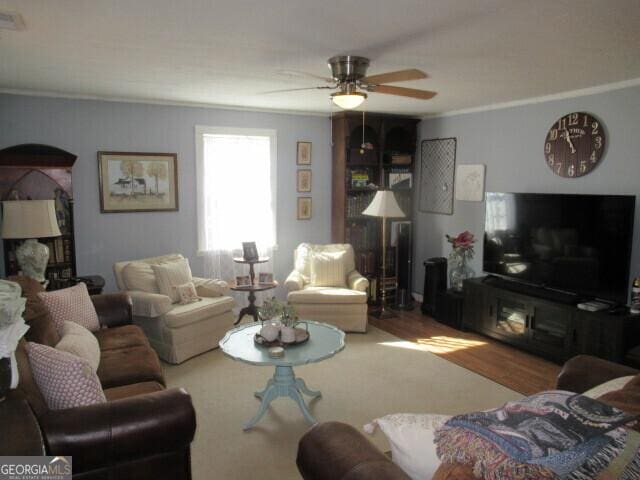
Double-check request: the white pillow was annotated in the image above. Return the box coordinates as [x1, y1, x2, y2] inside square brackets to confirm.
[582, 376, 635, 399]
[122, 261, 159, 293]
[151, 258, 193, 303]
[56, 321, 100, 372]
[310, 251, 347, 287]
[364, 413, 450, 480]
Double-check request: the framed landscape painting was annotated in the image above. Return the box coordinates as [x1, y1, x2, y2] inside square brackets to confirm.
[98, 152, 179, 213]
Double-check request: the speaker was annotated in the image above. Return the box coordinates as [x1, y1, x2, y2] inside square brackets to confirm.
[394, 222, 414, 310]
[421, 257, 447, 315]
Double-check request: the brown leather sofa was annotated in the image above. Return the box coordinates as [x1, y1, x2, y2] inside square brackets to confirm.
[297, 355, 640, 480]
[8, 277, 196, 480]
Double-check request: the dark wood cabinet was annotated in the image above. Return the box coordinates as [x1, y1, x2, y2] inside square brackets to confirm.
[0, 144, 78, 288]
[331, 112, 420, 304]
[463, 277, 640, 364]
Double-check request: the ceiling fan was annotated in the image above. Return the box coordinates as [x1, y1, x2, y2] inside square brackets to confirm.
[269, 55, 437, 109]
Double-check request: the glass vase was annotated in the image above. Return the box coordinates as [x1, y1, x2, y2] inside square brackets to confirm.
[449, 253, 475, 292]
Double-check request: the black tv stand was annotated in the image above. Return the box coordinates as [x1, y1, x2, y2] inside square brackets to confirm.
[482, 276, 582, 305]
[463, 277, 640, 364]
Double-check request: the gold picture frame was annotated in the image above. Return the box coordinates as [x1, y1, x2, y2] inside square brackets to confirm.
[297, 197, 312, 220]
[297, 141, 312, 165]
[297, 169, 312, 192]
[98, 151, 178, 213]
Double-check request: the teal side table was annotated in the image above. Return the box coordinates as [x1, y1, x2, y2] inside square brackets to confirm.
[219, 320, 345, 430]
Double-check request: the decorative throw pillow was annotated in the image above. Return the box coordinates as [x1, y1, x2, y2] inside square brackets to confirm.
[151, 258, 193, 303]
[176, 281, 200, 305]
[364, 413, 450, 480]
[26, 342, 106, 410]
[37, 282, 100, 335]
[309, 251, 347, 287]
[55, 321, 100, 372]
[122, 261, 159, 293]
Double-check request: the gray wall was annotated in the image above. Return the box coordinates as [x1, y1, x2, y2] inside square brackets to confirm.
[414, 84, 640, 302]
[0, 94, 331, 292]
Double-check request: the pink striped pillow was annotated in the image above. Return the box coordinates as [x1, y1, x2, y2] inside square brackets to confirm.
[26, 342, 106, 410]
[38, 283, 100, 335]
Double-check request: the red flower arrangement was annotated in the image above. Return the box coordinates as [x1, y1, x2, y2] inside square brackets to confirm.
[446, 231, 476, 260]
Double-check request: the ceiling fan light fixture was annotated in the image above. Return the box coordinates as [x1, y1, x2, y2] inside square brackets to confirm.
[331, 91, 367, 110]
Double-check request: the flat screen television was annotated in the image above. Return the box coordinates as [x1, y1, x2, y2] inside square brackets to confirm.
[483, 192, 635, 304]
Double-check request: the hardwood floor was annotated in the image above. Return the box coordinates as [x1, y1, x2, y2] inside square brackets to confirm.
[369, 306, 561, 396]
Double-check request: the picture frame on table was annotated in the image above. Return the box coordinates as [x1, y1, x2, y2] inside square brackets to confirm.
[297, 197, 312, 220]
[242, 241, 259, 261]
[258, 272, 274, 285]
[297, 141, 312, 165]
[297, 169, 312, 192]
[236, 275, 251, 287]
[98, 151, 179, 213]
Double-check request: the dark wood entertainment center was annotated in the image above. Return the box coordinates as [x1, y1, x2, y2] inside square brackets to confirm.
[463, 276, 640, 364]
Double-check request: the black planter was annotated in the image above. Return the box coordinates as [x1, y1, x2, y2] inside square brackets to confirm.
[0, 357, 11, 401]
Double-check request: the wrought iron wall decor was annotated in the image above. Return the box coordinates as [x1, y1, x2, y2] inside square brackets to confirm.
[419, 138, 457, 214]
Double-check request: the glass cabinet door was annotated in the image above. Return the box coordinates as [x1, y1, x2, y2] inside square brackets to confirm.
[493, 297, 528, 339]
[529, 304, 571, 350]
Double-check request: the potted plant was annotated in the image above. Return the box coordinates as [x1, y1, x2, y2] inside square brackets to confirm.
[446, 231, 477, 292]
[257, 298, 299, 343]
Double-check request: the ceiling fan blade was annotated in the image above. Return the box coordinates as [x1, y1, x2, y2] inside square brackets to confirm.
[277, 69, 334, 83]
[371, 85, 437, 100]
[361, 69, 428, 85]
[260, 86, 334, 94]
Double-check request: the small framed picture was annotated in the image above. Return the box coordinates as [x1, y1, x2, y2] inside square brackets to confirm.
[242, 241, 259, 261]
[297, 141, 312, 165]
[259, 272, 274, 285]
[236, 275, 251, 287]
[297, 197, 312, 220]
[297, 169, 312, 192]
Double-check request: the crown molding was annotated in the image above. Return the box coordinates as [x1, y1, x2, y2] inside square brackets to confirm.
[424, 77, 640, 119]
[0, 88, 331, 117]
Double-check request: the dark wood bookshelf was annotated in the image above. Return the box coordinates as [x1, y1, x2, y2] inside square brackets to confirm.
[331, 112, 420, 305]
[0, 144, 78, 289]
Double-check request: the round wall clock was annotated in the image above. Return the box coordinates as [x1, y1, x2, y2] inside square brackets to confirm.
[544, 112, 605, 178]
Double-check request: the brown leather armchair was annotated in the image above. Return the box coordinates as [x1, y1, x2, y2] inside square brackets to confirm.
[9, 277, 196, 480]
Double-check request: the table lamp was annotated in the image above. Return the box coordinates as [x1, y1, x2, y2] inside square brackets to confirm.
[362, 190, 405, 318]
[1, 200, 62, 283]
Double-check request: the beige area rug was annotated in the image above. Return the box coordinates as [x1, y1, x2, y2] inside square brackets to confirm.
[163, 325, 521, 480]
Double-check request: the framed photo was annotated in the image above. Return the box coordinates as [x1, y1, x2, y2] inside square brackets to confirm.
[455, 164, 486, 202]
[236, 275, 251, 287]
[98, 151, 178, 213]
[297, 197, 312, 220]
[297, 169, 312, 192]
[297, 141, 312, 165]
[242, 241, 259, 261]
[258, 272, 274, 285]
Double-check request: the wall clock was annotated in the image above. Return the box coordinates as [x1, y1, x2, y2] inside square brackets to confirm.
[544, 112, 605, 178]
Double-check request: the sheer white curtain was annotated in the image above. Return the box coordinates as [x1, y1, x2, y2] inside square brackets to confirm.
[196, 127, 277, 307]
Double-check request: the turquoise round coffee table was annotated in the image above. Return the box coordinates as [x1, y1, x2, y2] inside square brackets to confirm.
[219, 321, 345, 430]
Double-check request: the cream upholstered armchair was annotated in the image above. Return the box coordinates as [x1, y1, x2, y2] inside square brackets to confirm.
[286, 243, 369, 332]
[113, 253, 235, 364]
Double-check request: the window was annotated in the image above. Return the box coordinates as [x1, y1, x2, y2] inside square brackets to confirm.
[195, 126, 277, 253]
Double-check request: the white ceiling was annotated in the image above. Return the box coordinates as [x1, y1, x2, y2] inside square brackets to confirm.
[1, 0, 639, 115]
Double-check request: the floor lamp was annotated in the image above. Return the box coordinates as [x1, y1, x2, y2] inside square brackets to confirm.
[362, 189, 405, 319]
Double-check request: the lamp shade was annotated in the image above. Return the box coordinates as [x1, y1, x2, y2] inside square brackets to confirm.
[1, 200, 61, 239]
[362, 190, 405, 218]
[331, 92, 367, 110]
